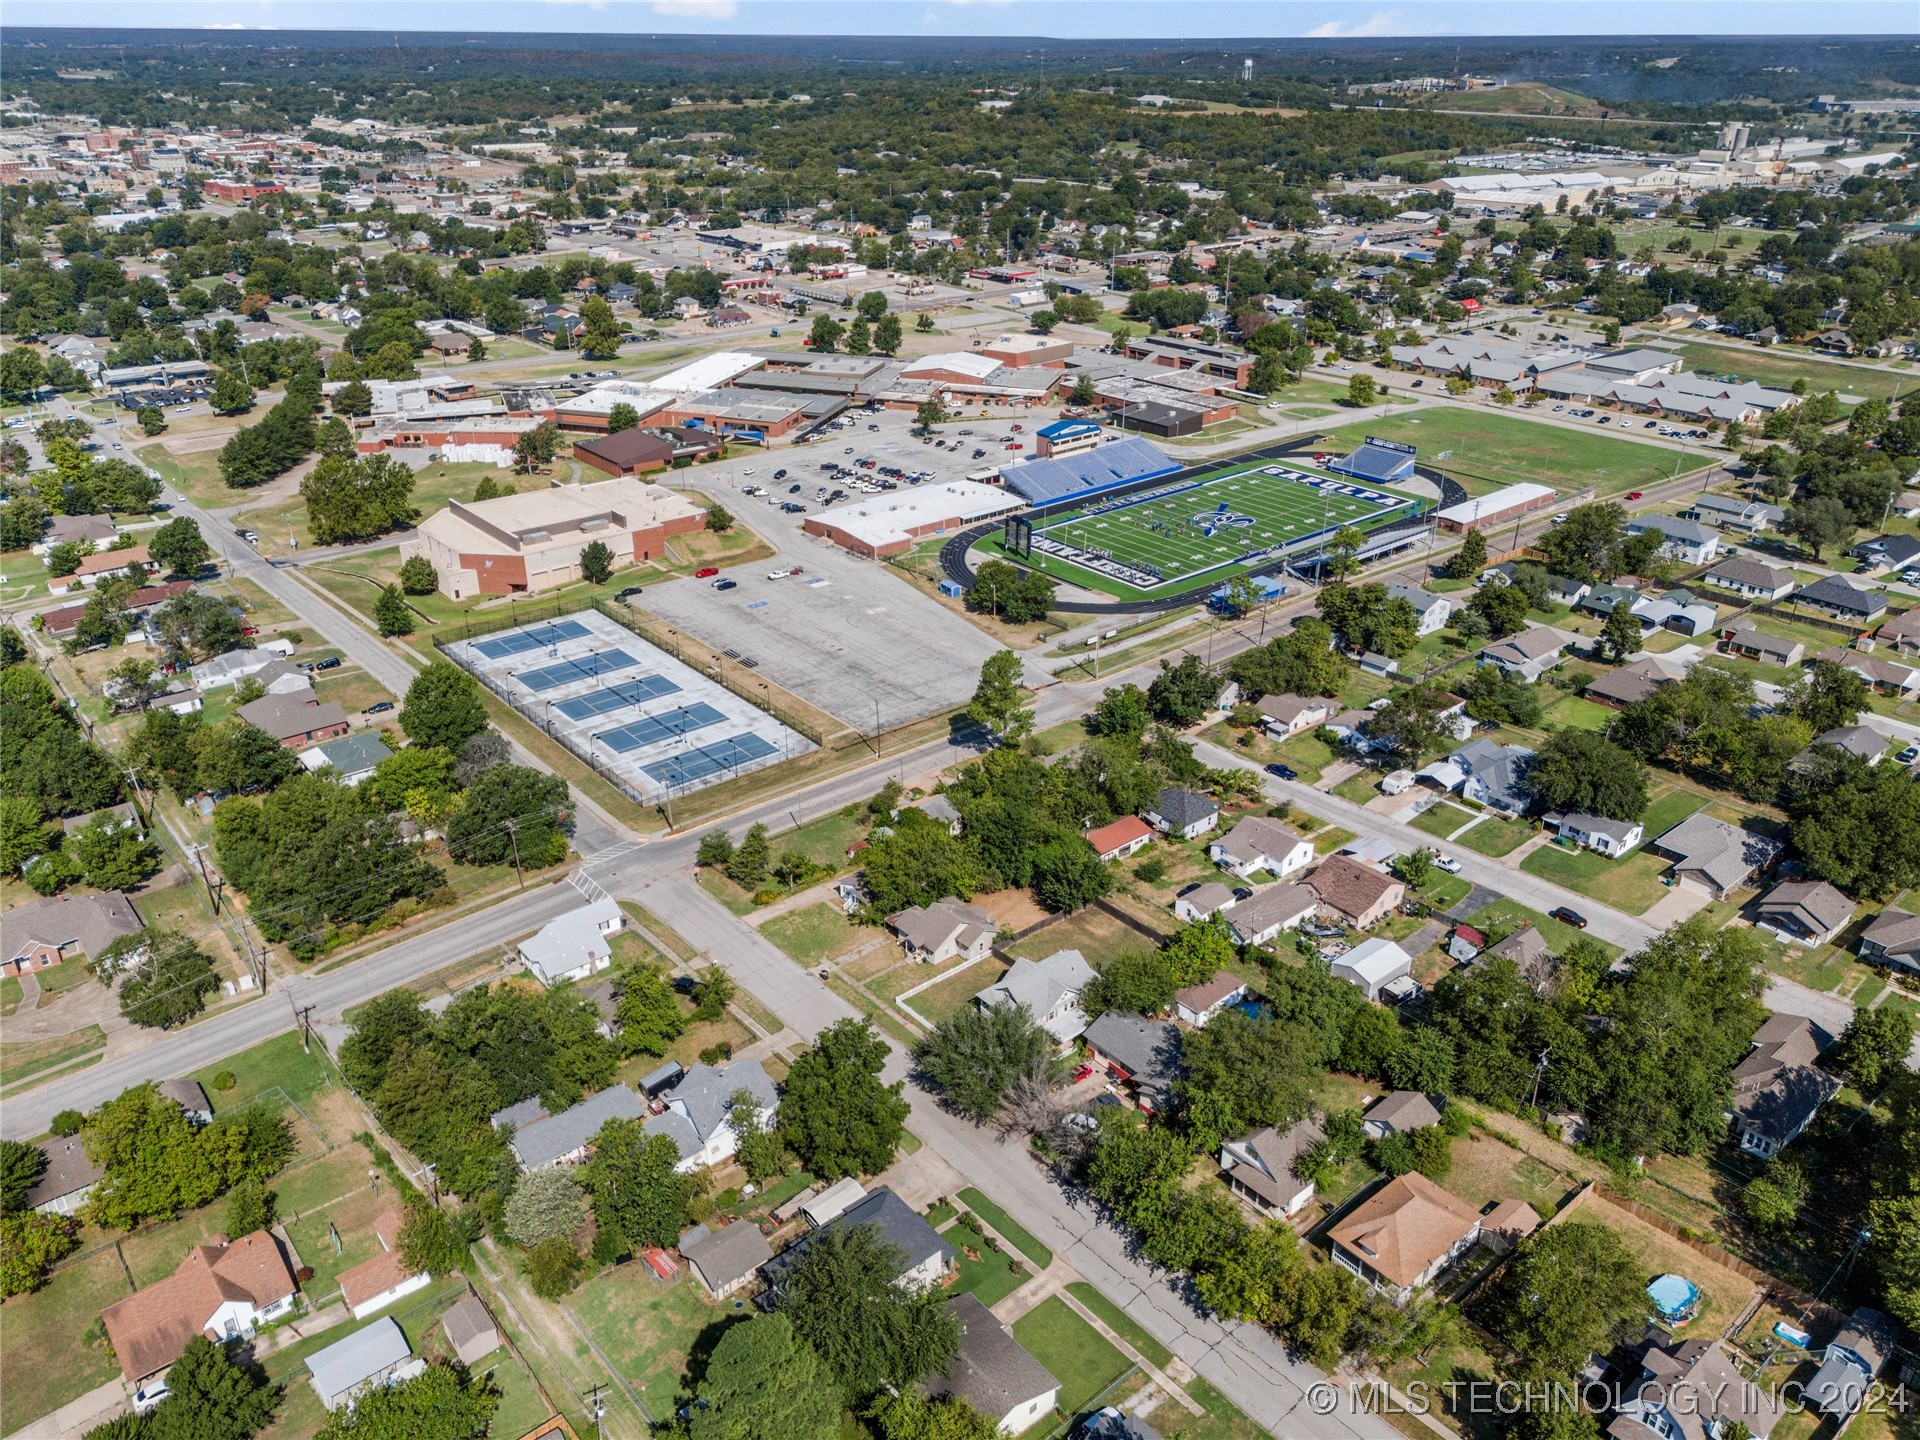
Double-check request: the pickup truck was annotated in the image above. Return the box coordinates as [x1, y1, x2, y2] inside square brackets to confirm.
[766, 565, 804, 580]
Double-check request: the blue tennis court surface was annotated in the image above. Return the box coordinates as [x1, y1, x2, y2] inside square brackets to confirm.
[594, 702, 727, 754]
[517, 648, 639, 693]
[643, 733, 780, 787]
[473, 620, 591, 659]
[554, 675, 682, 720]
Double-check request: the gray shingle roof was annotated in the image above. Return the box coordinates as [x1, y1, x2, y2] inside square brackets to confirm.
[508, 1086, 646, 1169]
[307, 1318, 411, 1402]
[679, 1221, 774, 1289]
[1150, 786, 1217, 829]
[927, 1293, 1060, 1419]
[762, 1187, 954, 1296]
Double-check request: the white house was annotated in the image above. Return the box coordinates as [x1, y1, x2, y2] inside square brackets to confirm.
[931, 1293, 1062, 1436]
[644, 1059, 780, 1173]
[1219, 883, 1319, 946]
[1208, 815, 1315, 880]
[1385, 582, 1452, 636]
[1174, 970, 1248, 1027]
[519, 899, 625, 985]
[336, 1207, 431, 1320]
[1255, 693, 1333, 739]
[975, 948, 1099, 1044]
[1627, 515, 1721, 565]
[1172, 881, 1236, 924]
[1331, 936, 1415, 1001]
[1550, 812, 1644, 858]
[1143, 786, 1219, 840]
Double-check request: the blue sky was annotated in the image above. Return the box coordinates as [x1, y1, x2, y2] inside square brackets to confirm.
[38, 0, 1918, 36]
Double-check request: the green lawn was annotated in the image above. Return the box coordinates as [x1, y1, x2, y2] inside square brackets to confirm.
[0, 1246, 134, 1435]
[567, 1262, 723, 1418]
[760, 902, 863, 966]
[946, 1215, 1032, 1308]
[0, 1025, 108, 1094]
[1517, 842, 1675, 915]
[1539, 695, 1618, 733]
[233, 461, 506, 552]
[1065, 1282, 1173, 1367]
[1010, 1296, 1135, 1417]
[191, 1031, 339, 1117]
[1454, 815, 1534, 857]
[1672, 344, 1913, 403]
[1410, 802, 1474, 840]
[1332, 772, 1381, 806]
[1315, 408, 1689, 497]
[958, 1187, 1053, 1269]
[1468, 900, 1621, 961]
[32, 954, 95, 1000]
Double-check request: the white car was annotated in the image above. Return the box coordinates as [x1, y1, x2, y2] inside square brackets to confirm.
[766, 565, 802, 580]
[1433, 855, 1463, 875]
[1550, 514, 1568, 525]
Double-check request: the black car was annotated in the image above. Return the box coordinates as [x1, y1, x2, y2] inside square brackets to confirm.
[364, 701, 394, 714]
[1548, 906, 1589, 930]
[788, 483, 802, 493]
[774, 469, 788, 480]
[1264, 763, 1298, 780]
[313, 657, 342, 671]
[615, 586, 644, 601]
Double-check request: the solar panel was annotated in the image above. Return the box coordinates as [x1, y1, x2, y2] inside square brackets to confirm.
[594, 702, 728, 754]
[643, 733, 779, 787]
[472, 619, 591, 659]
[553, 674, 683, 720]
[515, 648, 640, 693]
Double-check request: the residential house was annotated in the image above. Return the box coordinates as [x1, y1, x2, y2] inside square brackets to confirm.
[297, 732, 394, 786]
[246, 658, 317, 697]
[440, 1296, 501, 1368]
[1683, 493, 1785, 533]
[104, 1233, 299, 1408]
[1332, 937, 1416, 1002]
[1208, 815, 1315, 880]
[1385, 582, 1452, 636]
[1363, 1091, 1444, 1138]
[1649, 814, 1782, 899]
[1548, 812, 1645, 858]
[158, 1078, 213, 1126]
[1611, 1338, 1784, 1440]
[1808, 1308, 1898, 1420]
[1630, 591, 1719, 638]
[1173, 882, 1237, 924]
[1086, 816, 1154, 863]
[1482, 1200, 1543, 1252]
[1851, 533, 1920, 575]
[1255, 693, 1333, 739]
[187, 640, 296, 692]
[975, 949, 1099, 1044]
[763, 1187, 955, 1300]
[1702, 558, 1795, 601]
[888, 898, 997, 964]
[1220, 1117, 1325, 1218]
[913, 795, 964, 835]
[1426, 739, 1535, 817]
[1627, 515, 1720, 565]
[1479, 626, 1574, 682]
[498, 1085, 647, 1170]
[336, 1207, 431, 1320]
[518, 899, 625, 985]
[678, 1221, 774, 1299]
[1220, 883, 1319, 946]
[236, 693, 352, 749]
[1328, 1172, 1483, 1303]
[25, 1137, 106, 1217]
[1720, 621, 1805, 667]
[1174, 971, 1248, 1027]
[1754, 880, 1855, 947]
[1796, 573, 1886, 623]
[306, 1318, 424, 1413]
[1815, 646, 1920, 698]
[32, 512, 122, 557]
[1876, 607, 1920, 655]
[1731, 1013, 1838, 1158]
[1584, 655, 1686, 709]
[1860, 906, 1920, 976]
[1083, 1013, 1183, 1113]
[927, 1292, 1062, 1436]
[1142, 786, 1219, 840]
[1489, 927, 1555, 991]
[1574, 583, 1642, 621]
[1308, 859, 1407, 932]
[1795, 723, 1887, 770]
[644, 1059, 780, 1173]
[3, 890, 143, 976]
[48, 545, 154, 595]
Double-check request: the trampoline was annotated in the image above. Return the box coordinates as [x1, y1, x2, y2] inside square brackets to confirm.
[554, 675, 682, 721]
[594, 703, 727, 755]
[1647, 1274, 1700, 1326]
[643, 733, 779, 787]
[472, 620, 591, 659]
[516, 648, 639, 693]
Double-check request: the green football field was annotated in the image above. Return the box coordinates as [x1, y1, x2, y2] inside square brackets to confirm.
[1023, 461, 1416, 591]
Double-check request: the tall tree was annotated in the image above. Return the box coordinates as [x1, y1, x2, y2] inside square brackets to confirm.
[965, 650, 1032, 744]
[582, 1119, 689, 1249]
[691, 1313, 842, 1440]
[914, 1002, 1056, 1123]
[774, 1223, 960, 1401]
[313, 1363, 497, 1440]
[1487, 1222, 1644, 1373]
[1523, 730, 1648, 821]
[778, 1019, 910, 1181]
[400, 662, 489, 750]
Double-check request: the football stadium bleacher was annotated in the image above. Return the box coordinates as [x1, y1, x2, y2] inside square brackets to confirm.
[1329, 437, 1418, 485]
[1000, 436, 1183, 509]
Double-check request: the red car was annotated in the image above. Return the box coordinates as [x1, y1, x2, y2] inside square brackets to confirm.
[693, 567, 719, 578]
[1005, 442, 1023, 450]
[1626, 491, 1644, 501]
[1071, 1063, 1095, 1083]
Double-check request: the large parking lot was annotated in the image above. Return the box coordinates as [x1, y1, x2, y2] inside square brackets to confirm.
[444, 610, 814, 802]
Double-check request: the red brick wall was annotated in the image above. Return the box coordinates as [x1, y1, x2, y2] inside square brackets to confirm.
[460, 552, 530, 595]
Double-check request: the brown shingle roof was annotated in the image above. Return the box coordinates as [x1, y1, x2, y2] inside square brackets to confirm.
[1328, 1173, 1480, 1290]
[337, 1208, 416, 1313]
[102, 1232, 297, 1382]
[1305, 854, 1404, 921]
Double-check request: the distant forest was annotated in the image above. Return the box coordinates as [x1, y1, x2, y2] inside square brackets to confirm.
[3, 29, 1920, 133]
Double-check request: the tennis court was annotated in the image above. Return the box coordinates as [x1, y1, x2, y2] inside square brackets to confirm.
[595, 702, 727, 754]
[643, 734, 780, 788]
[1023, 461, 1416, 591]
[516, 648, 640, 693]
[554, 674, 683, 720]
[472, 619, 591, 659]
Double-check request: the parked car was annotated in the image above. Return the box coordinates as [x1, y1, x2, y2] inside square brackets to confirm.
[693, 567, 719, 578]
[314, 657, 342, 671]
[615, 586, 644, 601]
[1264, 762, 1298, 780]
[773, 469, 788, 480]
[1626, 491, 1643, 500]
[1898, 744, 1919, 764]
[767, 565, 803, 579]
[1549, 906, 1589, 930]
[1433, 854, 1462, 874]
[364, 701, 394, 714]
[712, 578, 738, 591]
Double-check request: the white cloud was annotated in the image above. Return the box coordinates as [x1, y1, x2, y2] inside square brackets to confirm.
[650, 0, 738, 15]
[1304, 10, 1411, 36]
[202, 21, 249, 26]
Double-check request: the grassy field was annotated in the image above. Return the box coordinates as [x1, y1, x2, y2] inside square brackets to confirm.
[760, 902, 864, 966]
[1671, 343, 1914, 403]
[0, 1246, 133, 1435]
[567, 1262, 721, 1418]
[1454, 815, 1534, 857]
[0, 1025, 108, 1094]
[1011, 1296, 1136, 1418]
[959, 1186, 1054, 1268]
[1315, 409, 1689, 497]
[1468, 899, 1620, 961]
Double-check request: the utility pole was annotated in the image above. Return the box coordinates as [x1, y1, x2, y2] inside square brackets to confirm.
[582, 1383, 607, 1440]
[290, 996, 315, 1053]
[504, 819, 526, 891]
[189, 844, 222, 915]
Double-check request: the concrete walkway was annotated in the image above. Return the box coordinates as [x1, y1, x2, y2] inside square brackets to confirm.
[37, 1378, 130, 1440]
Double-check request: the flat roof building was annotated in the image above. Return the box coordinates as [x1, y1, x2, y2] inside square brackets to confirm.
[1433, 483, 1559, 533]
[402, 479, 704, 600]
[804, 481, 1024, 559]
